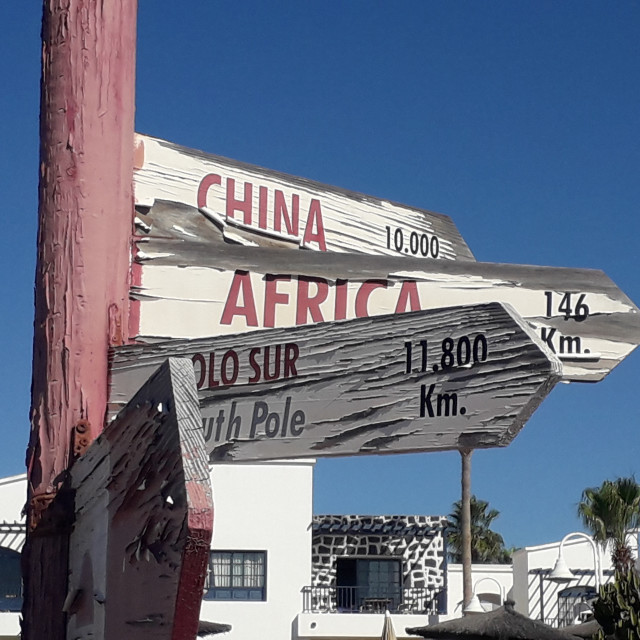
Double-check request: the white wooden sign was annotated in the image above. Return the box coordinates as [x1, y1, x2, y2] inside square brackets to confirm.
[111, 303, 562, 461]
[130, 231, 640, 383]
[133, 134, 475, 260]
[68, 359, 213, 639]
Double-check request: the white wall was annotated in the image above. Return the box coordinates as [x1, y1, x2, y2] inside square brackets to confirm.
[0, 463, 316, 640]
[0, 474, 26, 639]
[513, 539, 595, 623]
[0, 474, 26, 551]
[201, 459, 314, 640]
[511, 534, 637, 624]
[296, 610, 435, 640]
[445, 564, 513, 619]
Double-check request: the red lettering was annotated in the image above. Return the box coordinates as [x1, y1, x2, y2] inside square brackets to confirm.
[355, 280, 388, 318]
[197, 173, 222, 208]
[284, 343, 299, 378]
[192, 353, 206, 389]
[334, 279, 348, 321]
[248, 347, 261, 383]
[296, 276, 328, 325]
[264, 275, 291, 327]
[274, 190, 299, 237]
[258, 185, 268, 230]
[221, 350, 239, 385]
[226, 178, 252, 224]
[263, 345, 282, 381]
[220, 271, 258, 326]
[395, 280, 421, 313]
[302, 199, 327, 251]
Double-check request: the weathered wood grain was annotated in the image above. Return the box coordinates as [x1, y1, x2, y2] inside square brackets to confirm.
[67, 359, 213, 640]
[133, 134, 475, 261]
[25, 2, 137, 639]
[111, 303, 562, 462]
[130, 213, 640, 382]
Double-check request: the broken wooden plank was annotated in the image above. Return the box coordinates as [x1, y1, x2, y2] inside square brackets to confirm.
[133, 134, 476, 260]
[67, 358, 213, 640]
[111, 303, 562, 462]
[129, 228, 640, 382]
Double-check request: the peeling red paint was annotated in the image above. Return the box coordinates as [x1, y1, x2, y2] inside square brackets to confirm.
[67, 359, 213, 640]
[29, 0, 136, 500]
[171, 475, 214, 640]
[24, 2, 137, 639]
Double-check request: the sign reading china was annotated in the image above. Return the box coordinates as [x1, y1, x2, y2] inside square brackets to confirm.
[129, 217, 640, 383]
[111, 304, 562, 461]
[133, 134, 475, 260]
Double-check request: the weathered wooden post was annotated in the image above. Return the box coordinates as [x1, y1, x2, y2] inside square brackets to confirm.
[66, 358, 214, 640]
[24, 1, 137, 638]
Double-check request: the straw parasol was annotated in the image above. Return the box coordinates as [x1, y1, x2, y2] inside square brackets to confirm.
[561, 618, 601, 639]
[382, 609, 398, 640]
[197, 620, 232, 637]
[406, 600, 582, 640]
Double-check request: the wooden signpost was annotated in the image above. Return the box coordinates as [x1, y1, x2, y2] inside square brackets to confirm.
[129, 150, 640, 616]
[129, 222, 640, 382]
[27, 8, 639, 633]
[67, 359, 213, 640]
[133, 134, 475, 260]
[111, 303, 562, 461]
[26, 2, 137, 639]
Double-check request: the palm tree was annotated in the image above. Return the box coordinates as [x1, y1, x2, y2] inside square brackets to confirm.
[447, 495, 511, 564]
[577, 476, 640, 573]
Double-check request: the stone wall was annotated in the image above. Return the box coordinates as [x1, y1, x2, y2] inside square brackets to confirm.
[312, 514, 447, 592]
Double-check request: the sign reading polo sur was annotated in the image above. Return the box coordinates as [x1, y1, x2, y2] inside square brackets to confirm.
[129, 212, 640, 383]
[111, 304, 562, 461]
[133, 134, 475, 261]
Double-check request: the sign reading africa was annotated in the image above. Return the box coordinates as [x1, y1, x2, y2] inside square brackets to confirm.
[111, 304, 561, 461]
[130, 229, 640, 383]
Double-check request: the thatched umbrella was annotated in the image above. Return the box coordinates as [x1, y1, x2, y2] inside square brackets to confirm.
[561, 618, 601, 639]
[197, 620, 232, 637]
[406, 600, 581, 640]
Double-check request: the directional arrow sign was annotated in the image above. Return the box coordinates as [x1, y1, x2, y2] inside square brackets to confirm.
[130, 237, 640, 382]
[69, 359, 212, 640]
[133, 134, 475, 260]
[111, 303, 562, 462]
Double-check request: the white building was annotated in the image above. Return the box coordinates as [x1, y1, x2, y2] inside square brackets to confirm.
[201, 460, 314, 639]
[0, 464, 634, 639]
[0, 474, 28, 640]
[446, 563, 513, 618]
[512, 534, 637, 627]
[0, 461, 439, 640]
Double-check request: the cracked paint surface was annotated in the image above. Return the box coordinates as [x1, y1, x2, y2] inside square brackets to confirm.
[111, 303, 562, 462]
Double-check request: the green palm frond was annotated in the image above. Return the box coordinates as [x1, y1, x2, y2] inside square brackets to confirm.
[447, 495, 511, 564]
[577, 476, 640, 573]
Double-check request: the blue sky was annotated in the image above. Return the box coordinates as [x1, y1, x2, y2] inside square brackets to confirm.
[2, 1, 639, 549]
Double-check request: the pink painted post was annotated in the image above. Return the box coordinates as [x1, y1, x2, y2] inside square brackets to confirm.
[23, 1, 137, 638]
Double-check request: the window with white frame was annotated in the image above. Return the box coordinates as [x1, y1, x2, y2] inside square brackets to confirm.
[204, 551, 266, 601]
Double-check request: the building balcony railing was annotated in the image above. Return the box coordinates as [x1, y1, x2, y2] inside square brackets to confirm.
[302, 585, 443, 614]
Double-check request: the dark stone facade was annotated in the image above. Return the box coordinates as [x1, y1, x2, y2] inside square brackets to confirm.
[312, 514, 447, 592]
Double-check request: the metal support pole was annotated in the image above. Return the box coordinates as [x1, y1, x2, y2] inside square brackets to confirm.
[539, 571, 545, 622]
